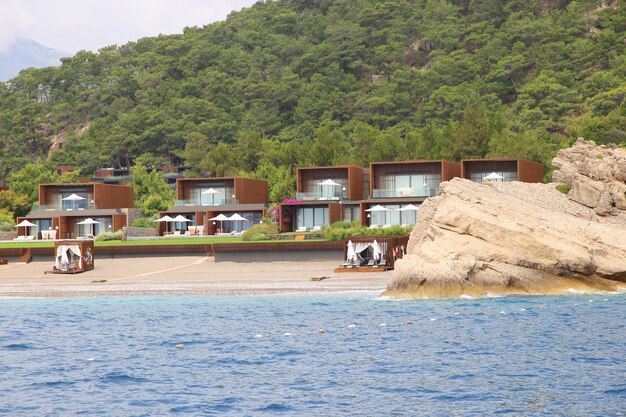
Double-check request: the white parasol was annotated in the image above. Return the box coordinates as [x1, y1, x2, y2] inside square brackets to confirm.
[76, 218, 100, 237]
[62, 193, 85, 210]
[16, 219, 37, 237]
[346, 240, 357, 265]
[484, 172, 504, 182]
[209, 213, 230, 233]
[201, 188, 222, 205]
[227, 213, 248, 233]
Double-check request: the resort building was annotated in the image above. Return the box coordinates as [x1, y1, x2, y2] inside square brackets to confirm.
[90, 166, 188, 188]
[158, 177, 269, 235]
[18, 183, 135, 239]
[279, 165, 365, 232]
[461, 158, 544, 183]
[361, 160, 461, 227]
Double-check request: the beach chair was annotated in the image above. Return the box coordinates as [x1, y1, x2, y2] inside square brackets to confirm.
[296, 226, 308, 232]
[173, 230, 181, 236]
[312, 225, 322, 232]
[196, 226, 204, 236]
[13, 236, 25, 241]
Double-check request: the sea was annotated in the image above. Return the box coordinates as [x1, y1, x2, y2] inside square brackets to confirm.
[0, 293, 624, 416]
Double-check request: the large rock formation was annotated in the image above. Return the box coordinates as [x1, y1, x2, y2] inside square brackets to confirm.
[387, 139, 626, 298]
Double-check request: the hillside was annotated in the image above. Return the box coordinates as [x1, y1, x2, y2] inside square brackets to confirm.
[0, 38, 67, 82]
[0, 0, 624, 202]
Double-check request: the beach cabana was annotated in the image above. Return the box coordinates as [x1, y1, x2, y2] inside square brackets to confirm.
[47, 239, 94, 274]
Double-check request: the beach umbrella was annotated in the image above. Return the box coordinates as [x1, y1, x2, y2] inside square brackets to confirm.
[172, 215, 191, 222]
[227, 213, 248, 232]
[155, 215, 173, 233]
[201, 188, 222, 205]
[318, 179, 341, 199]
[484, 172, 504, 182]
[62, 193, 85, 210]
[209, 213, 230, 232]
[365, 205, 391, 212]
[396, 204, 420, 211]
[76, 218, 100, 237]
[172, 215, 191, 233]
[365, 205, 391, 227]
[346, 240, 357, 265]
[15, 219, 37, 237]
[318, 179, 341, 187]
[396, 203, 420, 225]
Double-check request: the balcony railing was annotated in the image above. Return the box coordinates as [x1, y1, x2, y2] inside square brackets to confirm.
[174, 197, 240, 207]
[296, 191, 343, 201]
[372, 187, 438, 198]
[31, 202, 99, 211]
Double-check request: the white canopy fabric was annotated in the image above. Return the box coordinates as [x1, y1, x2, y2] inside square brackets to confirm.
[346, 240, 357, 263]
[202, 188, 221, 195]
[484, 172, 505, 181]
[209, 214, 230, 221]
[318, 179, 341, 187]
[156, 215, 173, 222]
[16, 220, 37, 227]
[227, 213, 248, 221]
[396, 204, 420, 211]
[202, 187, 222, 205]
[365, 205, 391, 212]
[172, 215, 191, 222]
[62, 193, 85, 201]
[76, 218, 99, 225]
[55, 244, 82, 271]
[372, 240, 381, 262]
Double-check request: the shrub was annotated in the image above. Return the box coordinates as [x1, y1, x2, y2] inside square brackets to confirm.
[0, 221, 14, 232]
[556, 183, 571, 194]
[95, 231, 123, 241]
[132, 217, 157, 228]
[242, 223, 279, 241]
[322, 222, 412, 241]
[249, 232, 270, 241]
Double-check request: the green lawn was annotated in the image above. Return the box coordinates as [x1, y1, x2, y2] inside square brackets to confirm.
[0, 236, 328, 249]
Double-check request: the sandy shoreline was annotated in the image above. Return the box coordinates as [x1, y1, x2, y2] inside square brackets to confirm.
[0, 256, 390, 297]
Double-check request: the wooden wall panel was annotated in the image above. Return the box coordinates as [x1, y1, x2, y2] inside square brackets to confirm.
[441, 161, 462, 181]
[517, 159, 545, 183]
[94, 183, 134, 209]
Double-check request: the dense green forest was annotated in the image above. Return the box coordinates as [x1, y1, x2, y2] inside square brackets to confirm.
[0, 0, 624, 208]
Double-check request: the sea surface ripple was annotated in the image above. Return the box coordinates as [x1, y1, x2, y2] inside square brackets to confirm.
[0, 294, 624, 416]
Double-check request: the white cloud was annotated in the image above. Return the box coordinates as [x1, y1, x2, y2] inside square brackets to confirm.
[5, 0, 256, 53]
[0, 0, 33, 52]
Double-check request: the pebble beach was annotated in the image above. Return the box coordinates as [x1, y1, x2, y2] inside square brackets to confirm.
[0, 256, 390, 297]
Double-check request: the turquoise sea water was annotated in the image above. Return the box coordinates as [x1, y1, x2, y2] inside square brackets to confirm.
[0, 293, 624, 416]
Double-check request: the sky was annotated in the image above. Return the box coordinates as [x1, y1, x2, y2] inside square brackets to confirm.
[0, 0, 257, 54]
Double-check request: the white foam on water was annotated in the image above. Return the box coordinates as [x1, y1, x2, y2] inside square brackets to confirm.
[254, 334, 263, 338]
[520, 308, 526, 311]
[429, 318, 436, 321]
[459, 294, 473, 299]
[379, 323, 386, 327]
[283, 333, 292, 336]
[348, 324, 356, 328]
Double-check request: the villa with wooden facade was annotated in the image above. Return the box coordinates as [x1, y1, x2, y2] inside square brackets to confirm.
[17, 183, 134, 239]
[158, 177, 269, 235]
[461, 158, 544, 183]
[279, 165, 365, 233]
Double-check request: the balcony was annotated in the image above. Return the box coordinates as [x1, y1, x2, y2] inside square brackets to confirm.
[296, 191, 344, 201]
[174, 197, 240, 207]
[32, 202, 99, 211]
[372, 186, 438, 199]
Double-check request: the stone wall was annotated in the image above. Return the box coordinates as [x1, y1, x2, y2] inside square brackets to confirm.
[0, 231, 17, 240]
[124, 208, 145, 227]
[123, 227, 159, 238]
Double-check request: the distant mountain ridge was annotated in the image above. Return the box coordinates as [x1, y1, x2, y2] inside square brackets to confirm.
[0, 38, 67, 82]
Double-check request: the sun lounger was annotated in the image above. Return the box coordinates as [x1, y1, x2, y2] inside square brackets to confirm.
[13, 236, 25, 240]
[312, 225, 322, 232]
[383, 224, 391, 228]
[295, 226, 309, 232]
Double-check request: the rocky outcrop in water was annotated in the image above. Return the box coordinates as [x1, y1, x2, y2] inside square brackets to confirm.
[387, 139, 626, 298]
